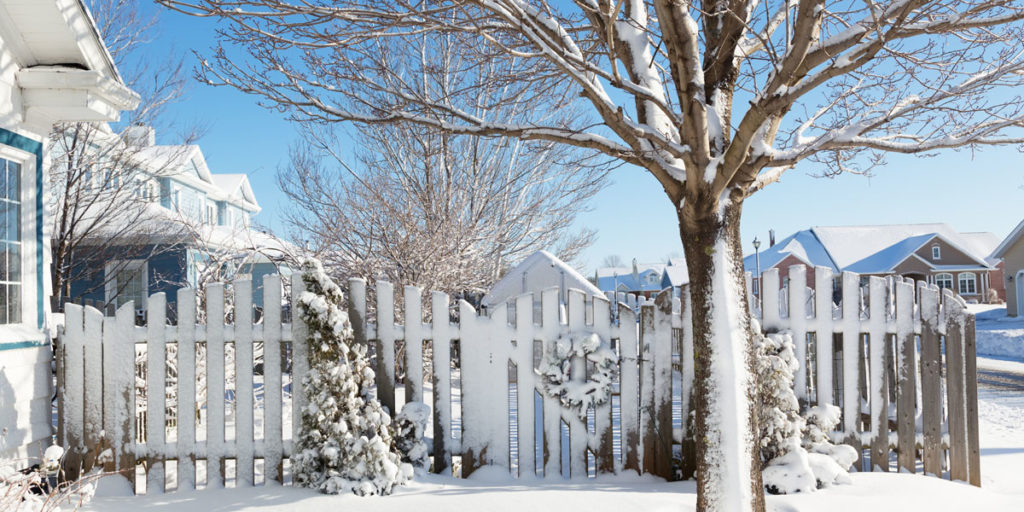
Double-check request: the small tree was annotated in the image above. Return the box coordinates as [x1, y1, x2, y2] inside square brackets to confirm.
[293, 259, 412, 495]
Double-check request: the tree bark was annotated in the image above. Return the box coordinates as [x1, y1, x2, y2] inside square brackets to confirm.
[680, 199, 765, 512]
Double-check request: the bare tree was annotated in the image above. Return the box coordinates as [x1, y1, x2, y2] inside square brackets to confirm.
[158, 1, 1024, 510]
[277, 34, 608, 298]
[50, 0, 194, 311]
[601, 255, 626, 268]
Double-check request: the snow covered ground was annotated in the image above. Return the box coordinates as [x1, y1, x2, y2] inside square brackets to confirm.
[80, 306, 1024, 511]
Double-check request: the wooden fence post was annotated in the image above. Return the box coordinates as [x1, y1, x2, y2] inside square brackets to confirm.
[146, 293, 167, 494]
[430, 291, 453, 475]
[840, 272, 861, 456]
[942, 289, 968, 483]
[895, 281, 917, 474]
[541, 288, 561, 478]
[264, 275, 284, 484]
[513, 292, 536, 477]
[291, 272, 310, 470]
[814, 267, 835, 408]
[651, 290, 674, 480]
[205, 285, 226, 489]
[176, 290, 197, 491]
[375, 281, 397, 417]
[618, 302, 641, 474]
[234, 280, 255, 487]
[964, 312, 981, 487]
[868, 277, 889, 471]
[919, 284, 943, 477]
[592, 295, 615, 475]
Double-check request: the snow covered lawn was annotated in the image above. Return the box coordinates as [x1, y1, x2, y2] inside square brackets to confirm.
[969, 304, 1024, 360]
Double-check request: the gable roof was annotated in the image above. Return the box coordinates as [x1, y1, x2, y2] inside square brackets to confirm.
[993, 218, 1024, 259]
[481, 250, 602, 308]
[746, 223, 996, 275]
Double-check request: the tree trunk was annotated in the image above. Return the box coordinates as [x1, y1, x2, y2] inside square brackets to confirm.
[680, 200, 765, 512]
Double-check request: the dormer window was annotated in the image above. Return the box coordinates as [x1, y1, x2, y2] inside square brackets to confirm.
[931, 245, 941, 260]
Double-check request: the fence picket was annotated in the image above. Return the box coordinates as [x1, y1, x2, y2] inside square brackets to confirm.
[762, 269, 781, 330]
[964, 313, 981, 487]
[868, 277, 889, 471]
[919, 284, 943, 477]
[592, 295, 614, 475]
[206, 285, 226, 489]
[840, 272, 861, 454]
[404, 285, 425, 404]
[177, 289, 198, 490]
[514, 293, 536, 477]
[567, 290, 588, 478]
[895, 281, 917, 474]
[63, 304, 84, 481]
[375, 281, 397, 417]
[460, 300, 509, 476]
[104, 303, 136, 486]
[291, 272, 309, 473]
[639, 301, 656, 476]
[942, 289, 968, 483]
[814, 267, 835, 407]
[83, 307, 103, 474]
[146, 293, 167, 494]
[679, 287, 696, 480]
[617, 302, 641, 474]
[541, 288, 561, 478]
[264, 275, 284, 484]
[651, 291, 673, 480]
[430, 291, 453, 475]
[788, 266, 808, 402]
[234, 280, 255, 487]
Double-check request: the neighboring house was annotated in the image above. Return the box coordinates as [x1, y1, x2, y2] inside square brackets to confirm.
[0, 0, 138, 459]
[481, 250, 603, 315]
[65, 127, 296, 316]
[595, 258, 688, 298]
[992, 218, 1024, 316]
[743, 224, 1003, 303]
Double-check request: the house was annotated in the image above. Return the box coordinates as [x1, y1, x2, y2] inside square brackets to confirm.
[481, 250, 603, 315]
[991, 218, 1024, 316]
[64, 127, 296, 316]
[0, 0, 138, 459]
[744, 224, 1003, 303]
[595, 258, 688, 298]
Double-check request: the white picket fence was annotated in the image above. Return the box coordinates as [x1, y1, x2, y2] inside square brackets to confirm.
[56, 265, 980, 495]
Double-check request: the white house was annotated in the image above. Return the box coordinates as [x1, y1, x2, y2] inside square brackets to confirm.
[0, 0, 137, 459]
[481, 250, 603, 316]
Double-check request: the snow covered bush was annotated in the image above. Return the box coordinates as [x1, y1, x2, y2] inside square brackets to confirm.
[393, 402, 431, 472]
[537, 333, 617, 420]
[292, 258, 413, 496]
[754, 328, 856, 494]
[0, 445, 103, 512]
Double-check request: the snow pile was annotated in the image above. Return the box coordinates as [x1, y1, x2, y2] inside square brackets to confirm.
[755, 328, 857, 494]
[393, 402, 431, 472]
[293, 259, 412, 496]
[971, 306, 1024, 360]
[537, 333, 617, 419]
[1, 445, 103, 512]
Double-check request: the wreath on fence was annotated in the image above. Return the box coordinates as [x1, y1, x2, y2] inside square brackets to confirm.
[537, 333, 618, 420]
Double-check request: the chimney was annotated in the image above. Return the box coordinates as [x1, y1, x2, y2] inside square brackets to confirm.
[769, 229, 776, 247]
[122, 125, 155, 147]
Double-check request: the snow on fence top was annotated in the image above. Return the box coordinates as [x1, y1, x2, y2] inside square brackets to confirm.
[56, 266, 979, 495]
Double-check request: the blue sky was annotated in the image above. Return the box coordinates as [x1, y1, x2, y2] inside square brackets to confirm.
[140, 5, 1024, 272]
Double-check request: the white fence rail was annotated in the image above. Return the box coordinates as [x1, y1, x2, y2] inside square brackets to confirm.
[56, 265, 980, 495]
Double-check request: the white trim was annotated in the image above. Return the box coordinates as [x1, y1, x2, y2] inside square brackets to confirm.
[0, 144, 36, 331]
[932, 245, 941, 260]
[958, 272, 978, 295]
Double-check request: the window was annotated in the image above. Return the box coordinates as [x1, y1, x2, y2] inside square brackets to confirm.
[958, 273, 977, 295]
[206, 204, 216, 224]
[107, 260, 147, 311]
[932, 245, 941, 260]
[935, 273, 954, 290]
[0, 157, 21, 324]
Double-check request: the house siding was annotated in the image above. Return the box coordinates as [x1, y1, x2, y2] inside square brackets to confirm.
[1001, 235, 1024, 316]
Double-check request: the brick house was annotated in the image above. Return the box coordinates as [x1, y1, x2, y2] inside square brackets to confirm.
[744, 224, 1002, 303]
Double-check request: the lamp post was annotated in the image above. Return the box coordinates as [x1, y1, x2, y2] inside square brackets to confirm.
[753, 236, 762, 298]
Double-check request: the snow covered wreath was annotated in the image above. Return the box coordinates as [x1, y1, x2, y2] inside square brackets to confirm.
[537, 333, 617, 419]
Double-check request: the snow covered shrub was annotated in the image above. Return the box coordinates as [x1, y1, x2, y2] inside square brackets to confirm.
[393, 402, 431, 472]
[292, 259, 413, 496]
[0, 445, 103, 512]
[754, 329, 816, 494]
[801, 404, 859, 481]
[537, 333, 617, 420]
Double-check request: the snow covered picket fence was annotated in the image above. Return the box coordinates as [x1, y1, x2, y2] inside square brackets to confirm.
[748, 266, 980, 486]
[56, 273, 306, 495]
[54, 265, 980, 498]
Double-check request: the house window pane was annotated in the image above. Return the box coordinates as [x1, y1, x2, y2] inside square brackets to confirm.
[932, 246, 940, 260]
[0, 156, 21, 325]
[113, 263, 146, 310]
[935, 273, 953, 290]
[958, 273, 977, 295]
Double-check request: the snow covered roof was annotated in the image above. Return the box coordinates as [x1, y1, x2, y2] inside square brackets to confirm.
[742, 230, 837, 274]
[745, 223, 996, 275]
[660, 258, 689, 288]
[481, 250, 602, 308]
[133, 142, 261, 213]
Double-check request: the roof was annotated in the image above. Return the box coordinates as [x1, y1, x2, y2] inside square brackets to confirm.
[993, 218, 1024, 259]
[133, 143, 261, 213]
[746, 223, 996, 275]
[660, 258, 689, 288]
[481, 250, 602, 308]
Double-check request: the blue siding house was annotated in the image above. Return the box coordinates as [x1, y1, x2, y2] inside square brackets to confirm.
[64, 127, 295, 316]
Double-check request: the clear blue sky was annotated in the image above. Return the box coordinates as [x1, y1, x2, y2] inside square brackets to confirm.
[141, 5, 1024, 272]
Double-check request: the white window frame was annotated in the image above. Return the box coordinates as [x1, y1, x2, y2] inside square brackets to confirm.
[958, 272, 977, 295]
[0, 144, 37, 339]
[104, 260, 149, 311]
[931, 245, 941, 260]
[935, 272, 954, 290]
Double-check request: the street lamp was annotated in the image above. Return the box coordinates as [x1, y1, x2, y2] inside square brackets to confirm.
[753, 236, 762, 298]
